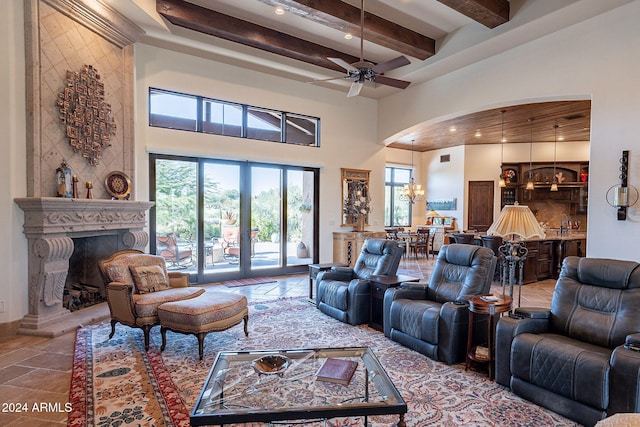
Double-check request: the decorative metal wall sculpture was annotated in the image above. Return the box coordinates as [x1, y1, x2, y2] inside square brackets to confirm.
[56, 65, 117, 166]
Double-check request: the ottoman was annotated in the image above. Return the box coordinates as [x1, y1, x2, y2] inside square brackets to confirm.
[157, 291, 249, 360]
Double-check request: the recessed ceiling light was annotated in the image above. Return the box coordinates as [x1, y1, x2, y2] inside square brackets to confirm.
[344, 33, 353, 40]
[449, 126, 456, 132]
[475, 130, 482, 137]
[501, 137, 507, 143]
[558, 136, 565, 141]
[275, 7, 285, 15]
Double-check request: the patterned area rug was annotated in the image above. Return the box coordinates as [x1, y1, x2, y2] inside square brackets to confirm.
[68, 298, 579, 426]
[220, 277, 277, 287]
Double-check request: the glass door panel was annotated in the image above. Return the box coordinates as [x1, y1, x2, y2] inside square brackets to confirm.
[250, 166, 282, 270]
[154, 158, 197, 273]
[287, 170, 314, 266]
[203, 162, 241, 274]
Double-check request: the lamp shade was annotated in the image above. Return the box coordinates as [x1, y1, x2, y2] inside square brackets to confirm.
[487, 202, 546, 240]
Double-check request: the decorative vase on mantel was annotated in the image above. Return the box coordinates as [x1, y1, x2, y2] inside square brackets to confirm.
[353, 214, 366, 232]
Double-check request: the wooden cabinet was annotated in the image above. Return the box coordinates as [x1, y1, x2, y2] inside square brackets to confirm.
[500, 162, 588, 213]
[522, 241, 539, 284]
[333, 231, 385, 267]
[537, 241, 555, 279]
[519, 238, 585, 284]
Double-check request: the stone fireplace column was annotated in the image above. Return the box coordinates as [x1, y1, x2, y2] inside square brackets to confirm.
[22, 236, 75, 330]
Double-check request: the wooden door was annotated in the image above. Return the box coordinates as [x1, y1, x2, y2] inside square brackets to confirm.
[468, 181, 494, 232]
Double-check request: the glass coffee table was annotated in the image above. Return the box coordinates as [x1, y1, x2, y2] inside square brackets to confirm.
[191, 347, 407, 426]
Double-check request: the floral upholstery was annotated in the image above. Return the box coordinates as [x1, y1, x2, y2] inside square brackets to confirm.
[98, 250, 202, 351]
[158, 291, 249, 359]
[133, 287, 205, 318]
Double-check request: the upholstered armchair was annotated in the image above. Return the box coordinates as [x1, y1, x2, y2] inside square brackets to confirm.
[316, 239, 404, 325]
[495, 256, 640, 427]
[98, 250, 204, 350]
[383, 244, 497, 365]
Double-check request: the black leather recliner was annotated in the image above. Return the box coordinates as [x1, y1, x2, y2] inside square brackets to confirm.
[316, 238, 404, 325]
[495, 256, 640, 427]
[383, 244, 497, 365]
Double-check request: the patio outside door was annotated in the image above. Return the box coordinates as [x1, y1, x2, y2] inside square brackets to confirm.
[151, 155, 317, 283]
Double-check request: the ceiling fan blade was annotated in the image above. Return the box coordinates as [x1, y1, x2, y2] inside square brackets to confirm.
[328, 57, 358, 72]
[373, 75, 411, 89]
[347, 81, 364, 97]
[308, 76, 349, 84]
[372, 55, 411, 74]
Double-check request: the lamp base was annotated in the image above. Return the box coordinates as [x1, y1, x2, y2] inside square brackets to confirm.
[498, 241, 528, 309]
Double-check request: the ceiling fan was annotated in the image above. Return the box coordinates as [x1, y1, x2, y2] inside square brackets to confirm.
[317, 0, 411, 97]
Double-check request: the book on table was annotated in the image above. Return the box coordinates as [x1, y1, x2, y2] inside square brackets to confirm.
[316, 358, 358, 385]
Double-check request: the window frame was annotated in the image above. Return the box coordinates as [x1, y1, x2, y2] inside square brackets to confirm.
[385, 166, 413, 228]
[149, 88, 320, 147]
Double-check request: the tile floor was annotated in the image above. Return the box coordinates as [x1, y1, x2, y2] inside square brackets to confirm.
[0, 256, 556, 426]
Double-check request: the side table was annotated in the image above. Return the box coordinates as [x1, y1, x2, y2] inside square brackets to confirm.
[465, 294, 512, 380]
[368, 275, 419, 332]
[307, 263, 347, 299]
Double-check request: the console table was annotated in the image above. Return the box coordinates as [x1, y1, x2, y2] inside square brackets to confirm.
[333, 231, 385, 268]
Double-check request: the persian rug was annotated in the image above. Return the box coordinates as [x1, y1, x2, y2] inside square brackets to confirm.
[220, 277, 277, 287]
[68, 298, 579, 427]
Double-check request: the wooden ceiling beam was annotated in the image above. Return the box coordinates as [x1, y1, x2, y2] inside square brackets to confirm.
[255, 0, 435, 60]
[156, 0, 362, 73]
[437, 0, 509, 28]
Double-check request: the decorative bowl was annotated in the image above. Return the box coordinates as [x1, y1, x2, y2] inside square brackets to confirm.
[252, 355, 291, 375]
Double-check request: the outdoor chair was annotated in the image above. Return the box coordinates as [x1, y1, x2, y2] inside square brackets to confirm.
[316, 238, 404, 325]
[156, 233, 193, 268]
[383, 244, 497, 364]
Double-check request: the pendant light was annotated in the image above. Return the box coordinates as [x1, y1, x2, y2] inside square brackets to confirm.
[399, 140, 425, 204]
[526, 118, 535, 190]
[550, 123, 559, 192]
[498, 110, 506, 188]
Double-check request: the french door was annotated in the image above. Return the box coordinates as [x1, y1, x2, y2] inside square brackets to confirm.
[150, 154, 319, 283]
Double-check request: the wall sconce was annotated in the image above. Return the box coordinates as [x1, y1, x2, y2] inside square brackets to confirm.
[606, 150, 639, 220]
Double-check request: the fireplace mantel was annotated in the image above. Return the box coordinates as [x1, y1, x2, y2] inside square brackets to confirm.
[15, 197, 154, 237]
[15, 197, 154, 336]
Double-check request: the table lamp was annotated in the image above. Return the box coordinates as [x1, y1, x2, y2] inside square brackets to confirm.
[486, 202, 545, 307]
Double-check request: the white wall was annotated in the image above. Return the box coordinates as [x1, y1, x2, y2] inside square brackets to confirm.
[0, 1, 27, 325]
[378, 2, 640, 259]
[134, 44, 384, 264]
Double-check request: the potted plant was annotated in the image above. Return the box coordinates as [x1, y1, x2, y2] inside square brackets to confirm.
[223, 209, 237, 225]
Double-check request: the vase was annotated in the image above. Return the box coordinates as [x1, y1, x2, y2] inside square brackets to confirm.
[353, 214, 366, 232]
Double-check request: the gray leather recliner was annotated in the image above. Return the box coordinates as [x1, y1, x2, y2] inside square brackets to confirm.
[495, 256, 640, 427]
[383, 244, 497, 365]
[316, 238, 404, 326]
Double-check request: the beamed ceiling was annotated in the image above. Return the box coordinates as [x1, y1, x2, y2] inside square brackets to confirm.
[104, 0, 623, 150]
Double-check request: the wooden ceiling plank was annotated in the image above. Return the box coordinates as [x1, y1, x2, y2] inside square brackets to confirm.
[255, 0, 435, 60]
[156, 0, 362, 73]
[437, 0, 509, 28]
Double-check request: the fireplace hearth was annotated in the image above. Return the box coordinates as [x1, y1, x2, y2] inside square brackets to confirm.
[15, 197, 154, 336]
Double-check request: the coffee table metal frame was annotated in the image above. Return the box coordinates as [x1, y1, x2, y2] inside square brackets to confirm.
[191, 346, 407, 426]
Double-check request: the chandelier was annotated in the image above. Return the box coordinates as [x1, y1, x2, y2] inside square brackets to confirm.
[399, 140, 425, 204]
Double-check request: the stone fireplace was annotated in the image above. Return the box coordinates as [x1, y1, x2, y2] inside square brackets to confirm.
[15, 197, 153, 335]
